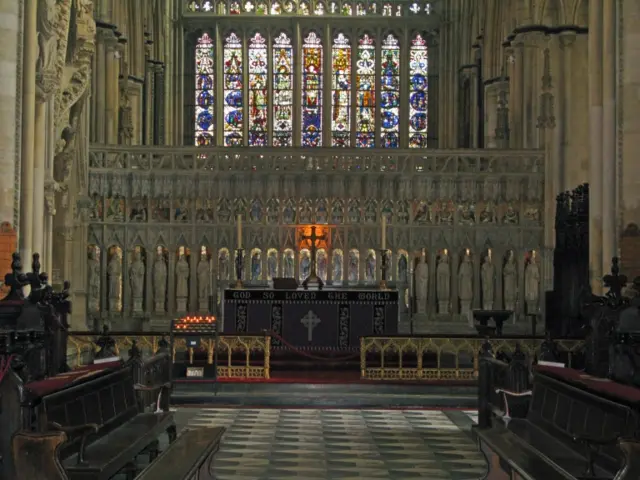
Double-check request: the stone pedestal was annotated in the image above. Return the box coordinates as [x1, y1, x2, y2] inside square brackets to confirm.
[154, 301, 164, 313]
[199, 299, 208, 312]
[504, 301, 515, 312]
[108, 299, 118, 312]
[483, 301, 494, 310]
[132, 298, 143, 313]
[176, 297, 187, 312]
[438, 301, 449, 314]
[460, 300, 471, 315]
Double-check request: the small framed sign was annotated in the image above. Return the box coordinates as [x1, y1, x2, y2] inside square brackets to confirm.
[186, 367, 204, 378]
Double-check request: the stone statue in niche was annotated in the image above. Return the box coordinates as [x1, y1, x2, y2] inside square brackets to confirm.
[153, 250, 167, 312]
[348, 251, 359, 282]
[218, 250, 230, 281]
[317, 251, 327, 280]
[129, 250, 145, 314]
[197, 252, 210, 311]
[175, 253, 190, 312]
[107, 251, 122, 312]
[398, 254, 408, 283]
[413, 202, 428, 224]
[503, 204, 519, 224]
[284, 251, 295, 278]
[129, 200, 147, 222]
[397, 201, 409, 224]
[365, 252, 376, 282]
[316, 200, 328, 224]
[414, 252, 428, 315]
[250, 199, 262, 222]
[332, 252, 343, 282]
[458, 251, 473, 315]
[152, 199, 170, 222]
[480, 202, 497, 223]
[438, 201, 455, 225]
[481, 252, 495, 310]
[251, 251, 262, 281]
[436, 252, 451, 314]
[267, 251, 278, 280]
[87, 249, 100, 311]
[525, 251, 541, 313]
[300, 251, 311, 280]
[174, 200, 190, 222]
[458, 203, 475, 225]
[299, 201, 312, 224]
[106, 198, 125, 222]
[503, 250, 517, 311]
[36, 0, 58, 94]
[283, 201, 296, 224]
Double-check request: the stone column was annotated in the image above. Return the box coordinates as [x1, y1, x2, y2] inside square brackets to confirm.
[510, 38, 524, 148]
[601, 1, 617, 272]
[588, 0, 604, 293]
[32, 101, 46, 259]
[0, 0, 20, 228]
[94, 27, 114, 144]
[19, 0, 38, 263]
[104, 37, 120, 144]
[556, 33, 575, 192]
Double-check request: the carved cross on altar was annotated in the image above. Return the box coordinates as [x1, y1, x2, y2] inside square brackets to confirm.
[301, 310, 321, 342]
[300, 226, 327, 289]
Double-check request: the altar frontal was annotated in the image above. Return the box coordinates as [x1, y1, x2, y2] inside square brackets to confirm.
[223, 289, 399, 349]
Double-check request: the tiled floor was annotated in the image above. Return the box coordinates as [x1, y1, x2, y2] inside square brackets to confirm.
[174, 408, 487, 480]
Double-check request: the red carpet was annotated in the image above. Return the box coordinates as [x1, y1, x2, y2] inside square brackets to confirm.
[174, 370, 474, 385]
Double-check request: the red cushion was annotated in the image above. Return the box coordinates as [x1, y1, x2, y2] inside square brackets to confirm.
[535, 364, 640, 404]
[25, 360, 124, 397]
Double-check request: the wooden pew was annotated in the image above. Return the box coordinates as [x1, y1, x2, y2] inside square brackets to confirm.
[13, 363, 176, 480]
[134, 427, 225, 480]
[475, 363, 640, 479]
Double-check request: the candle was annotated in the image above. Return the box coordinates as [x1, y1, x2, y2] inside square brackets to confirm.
[236, 214, 242, 249]
[381, 216, 386, 250]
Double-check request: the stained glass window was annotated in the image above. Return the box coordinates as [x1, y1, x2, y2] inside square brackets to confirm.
[380, 34, 400, 148]
[248, 32, 268, 146]
[301, 31, 323, 147]
[223, 32, 243, 146]
[409, 34, 428, 147]
[331, 33, 351, 147]
[272, 32, 293, 147]
[356, 34, 375, 148]
[195, 33, 214, 146]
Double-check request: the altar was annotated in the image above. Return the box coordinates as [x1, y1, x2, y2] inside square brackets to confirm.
[222, 289, 399, 350]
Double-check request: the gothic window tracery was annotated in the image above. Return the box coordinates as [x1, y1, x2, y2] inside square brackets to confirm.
[192, 27, 429, 147]
[248, 32, 268, 146]
[223, 32, 244, 146]
[331, 33, 351, 147]
[302, 31, 323, 147]
[409, 33, 428, 147]
[273, 32, 294, 146]
[380, 33, 400, 148]
[195, 33, 215, 146]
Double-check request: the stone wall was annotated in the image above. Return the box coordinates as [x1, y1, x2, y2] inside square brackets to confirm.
[0, 1, 21, 229]
[620, 0, 640, 271]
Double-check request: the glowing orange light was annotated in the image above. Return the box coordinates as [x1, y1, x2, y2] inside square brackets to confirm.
[296, 225, 331, 251]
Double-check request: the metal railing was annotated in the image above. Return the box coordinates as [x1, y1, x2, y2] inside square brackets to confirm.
[360, 336, 586, 381]
[68, 332, 271, 380]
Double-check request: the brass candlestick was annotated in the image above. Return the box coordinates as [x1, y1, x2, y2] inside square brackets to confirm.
[379, 248, 389, 290]
[234, 248, 244, 289]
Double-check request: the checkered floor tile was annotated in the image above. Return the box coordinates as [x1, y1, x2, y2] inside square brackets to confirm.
[185, 408, 487, 479]
[463, 410, 479, 424]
